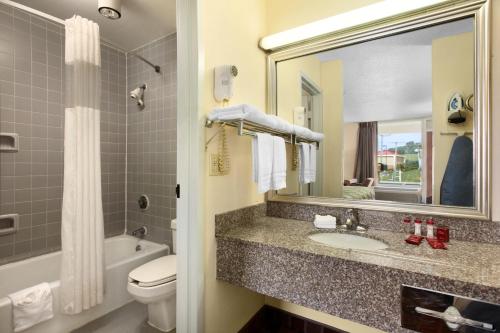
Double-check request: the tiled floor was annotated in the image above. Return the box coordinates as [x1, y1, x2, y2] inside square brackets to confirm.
[72, 301, 174, 333]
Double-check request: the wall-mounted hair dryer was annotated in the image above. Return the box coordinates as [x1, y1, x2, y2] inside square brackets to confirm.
[130, 84, 146, 107]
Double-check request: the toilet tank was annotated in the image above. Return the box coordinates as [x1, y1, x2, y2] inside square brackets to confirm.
[171, 219, 177, 254]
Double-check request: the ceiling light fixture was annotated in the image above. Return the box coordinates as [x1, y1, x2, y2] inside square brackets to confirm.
[259, 0, 448, 51]
[98, 0, 122, 20]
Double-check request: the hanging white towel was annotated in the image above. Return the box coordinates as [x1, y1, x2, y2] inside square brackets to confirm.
[271, 136, 287, 190]
[309, 143, 317, 182]
[8, 283, 53, 332]
[252, 133, 274, 193]
[299, 143, 311, 184]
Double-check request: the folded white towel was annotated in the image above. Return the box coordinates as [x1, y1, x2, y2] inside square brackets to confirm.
[208, 104, 278, 129]
[293, 124, 313, 139]
[299, 143, 311, 184]
[208, 104, 246, 120]
[310, 132, 325, 141]
[252, 133, 274, 193]
[8, 282, 53, 332]
[269, 115, 294, 133]
[271, 136, 287, 190]
[309, 143, 317, 182]
[314, 215, 337, 229]
[292, 124, 324, 142]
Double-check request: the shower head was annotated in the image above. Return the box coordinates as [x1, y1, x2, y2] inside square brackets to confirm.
[130, 84, 146, 107]
[98, 0, 122, 20]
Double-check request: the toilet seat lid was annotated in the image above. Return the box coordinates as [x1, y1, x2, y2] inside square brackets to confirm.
[128, 255, 176, 287]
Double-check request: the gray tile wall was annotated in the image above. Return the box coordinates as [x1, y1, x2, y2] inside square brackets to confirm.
[0, 5, 127, 264]
[126, 34, 177, 246]
[101, 45, 127, 237]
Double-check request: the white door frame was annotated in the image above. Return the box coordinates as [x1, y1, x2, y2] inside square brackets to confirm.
[176, 0, 204, 332]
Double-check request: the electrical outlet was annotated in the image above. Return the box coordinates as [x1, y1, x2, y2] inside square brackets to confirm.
[209, 154, 223, 176]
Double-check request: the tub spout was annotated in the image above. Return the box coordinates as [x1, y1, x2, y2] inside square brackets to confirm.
[131, 226, 148, 238]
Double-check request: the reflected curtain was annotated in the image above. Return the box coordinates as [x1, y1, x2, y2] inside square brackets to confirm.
[60, 15, 104, 315]
[354, 122, 378, 183]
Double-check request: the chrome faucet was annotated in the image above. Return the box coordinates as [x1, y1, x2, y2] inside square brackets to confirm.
[131, 226, 148, 238]
[344, 208, 358, 230]
[343, 209, 367, 232]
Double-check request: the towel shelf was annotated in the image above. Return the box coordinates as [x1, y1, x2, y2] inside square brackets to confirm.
[205, 118, 320, 149]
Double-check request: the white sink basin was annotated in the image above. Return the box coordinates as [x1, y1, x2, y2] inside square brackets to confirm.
[308, 233, 388, 251]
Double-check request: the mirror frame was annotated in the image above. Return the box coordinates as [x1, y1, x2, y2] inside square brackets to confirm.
[266, 0, 491, 220]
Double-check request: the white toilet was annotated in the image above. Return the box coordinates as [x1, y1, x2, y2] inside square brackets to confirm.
[127, 219, 177, 332]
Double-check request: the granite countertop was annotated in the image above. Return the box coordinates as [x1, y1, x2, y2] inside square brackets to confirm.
[218, 216, 500, 289]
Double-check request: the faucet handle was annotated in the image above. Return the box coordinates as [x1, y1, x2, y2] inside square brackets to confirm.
[345, 208, 357, 220]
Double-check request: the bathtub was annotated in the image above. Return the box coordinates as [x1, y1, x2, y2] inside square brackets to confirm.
[0, 235, 168, 333]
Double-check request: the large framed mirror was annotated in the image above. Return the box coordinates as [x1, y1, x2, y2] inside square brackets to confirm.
[266, 0, 490, 219]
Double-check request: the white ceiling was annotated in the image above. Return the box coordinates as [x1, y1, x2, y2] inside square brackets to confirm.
[13, 0, 176, 51]
[316, 18, 473, 123]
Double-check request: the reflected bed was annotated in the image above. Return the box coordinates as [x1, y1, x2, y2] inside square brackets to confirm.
[342, 186, 375, 200]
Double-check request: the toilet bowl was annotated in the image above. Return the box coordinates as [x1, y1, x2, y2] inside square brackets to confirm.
[127, 219, 177, 332]
[127, 255, 176, 332]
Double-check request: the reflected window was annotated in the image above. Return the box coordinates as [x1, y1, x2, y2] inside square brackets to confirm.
[377, 120, 423, 187]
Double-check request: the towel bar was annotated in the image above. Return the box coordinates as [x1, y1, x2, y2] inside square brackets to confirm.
[205, 119, 320, 149]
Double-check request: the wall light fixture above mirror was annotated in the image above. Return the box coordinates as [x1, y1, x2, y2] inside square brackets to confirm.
[264, 0, 490, 220]
[259, 0, 450, 51]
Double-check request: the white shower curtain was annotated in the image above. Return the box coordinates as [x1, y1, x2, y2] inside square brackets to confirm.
[60, 15, 104, 315]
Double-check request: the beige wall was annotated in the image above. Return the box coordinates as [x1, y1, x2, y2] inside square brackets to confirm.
[266, 0, 383, 35]
[201, 1, 267, 332]
[320, 60, 344, 197]
[275, 56, 344, 197]
[276, 55, 321, 123]
[431, 32, 474, 205]
[276, 55, 321, 195]
[344, 123, 359, 180]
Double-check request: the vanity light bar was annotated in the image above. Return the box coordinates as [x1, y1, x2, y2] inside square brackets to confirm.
[259, 0, 448, 51]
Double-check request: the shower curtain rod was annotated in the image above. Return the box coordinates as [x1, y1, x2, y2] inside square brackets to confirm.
[0, 0, 125, 52]
[0, 0, 63, 24]
[1, 0, 161, 73]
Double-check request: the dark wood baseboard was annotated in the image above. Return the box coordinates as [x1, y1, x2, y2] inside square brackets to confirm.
[239, 305, 348, 333]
